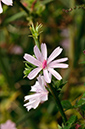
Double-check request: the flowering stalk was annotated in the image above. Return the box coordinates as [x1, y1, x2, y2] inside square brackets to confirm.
[48, 83, 67, 123]
[29, 23, 43, 49]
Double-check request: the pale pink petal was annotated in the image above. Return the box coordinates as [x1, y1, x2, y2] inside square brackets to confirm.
[24, 75, 48, 111]
[37, 75, 47, 91]
[1, 120, 16, 129]
[30, 82, 40, 92]
[24, 94, 40, 101]
[0, 2, 3, 13]
[48, 68, 62, 80]
[24, 54, 42, 66]
[26, 105, 32, 111]
[34, 45, 43, 62]
[24, 99, 40, 111]
[49, 63, 69, 68]
[37, 75, 45, 87]
[41, 43, 47, 60]
[43, 69, 51, 83]
[47, 47, 63, 64]
[49, 72, 52, 81]
[41, 94, 48, 101]
[24, 100, 36, 107]
[37, 75, 43, 86]
[28, 67, 42, 79]
[25, 105, 33, 111]
[2, 0, 13, 6]
[5, 120, 16, 128]
[31, 98, 40, 109]
[54, 57, 68, 63]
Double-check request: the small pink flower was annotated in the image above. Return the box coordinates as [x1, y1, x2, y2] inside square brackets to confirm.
[24, 43, 68, 83]
[83, 50, 85, 54]
[1, 120, 17, 129]
[22, 2, 28, 7]
[0, 0, 13, 13]
[24, 75, 48, 111]
[75, 123, 81, 129]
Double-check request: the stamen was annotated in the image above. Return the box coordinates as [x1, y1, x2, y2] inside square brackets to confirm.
[42, 60, 47, 69]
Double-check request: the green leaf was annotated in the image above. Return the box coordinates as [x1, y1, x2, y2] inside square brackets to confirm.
[58, 124, 63, 129]
[67, 115, 77, 125]
[23, 63, 32, 78]
[61, 100, 73, 111]
[82, 92, 85, 97]
[63, 115, 77, 129]
[63, 125, 71, 129]
[74, 98, 85, 108]
[53, 79, 67, 91]
[81, 104, 85, 111]
[41, 0, 53, 5]
[5, 12, 26, 23]
[84, 83, 85, 86]
[24, 61, 36, 68]
[79, 61, 85, 64]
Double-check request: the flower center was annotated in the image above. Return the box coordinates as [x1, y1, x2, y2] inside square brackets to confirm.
[42, 60, 47, 69]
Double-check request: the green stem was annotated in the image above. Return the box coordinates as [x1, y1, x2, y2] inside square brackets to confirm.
[34, 37, 40, 50]
[48, 84, 67, 123]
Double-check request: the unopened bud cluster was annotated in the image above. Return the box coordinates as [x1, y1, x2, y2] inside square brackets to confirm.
[63, 4, 85, 13]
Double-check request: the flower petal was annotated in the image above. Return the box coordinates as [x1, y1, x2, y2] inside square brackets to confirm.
[48, 68, 62, 80]
[0, 2, 3, 13]
[28, 67, 42, 79]
[54, 57, 68, 63]
[49, 63, 69, 68]
[31, 98, 40, 109]
[24, 75, 49, 112]
[47, 47, 63, 64]
[1, 120, 16, 129]
[41, 94, 48, 101]
[43, 69, 51, 83]
[24, 93, 40, 101]
[24, 98, 40, 111]
[41, 43, 47, 60]
[2, 0, 13, 5]
[34, 45, 43, 62]
[30, 82, 40, 92]
[24, 54, 42, 66]
[37, 75, 45, 90]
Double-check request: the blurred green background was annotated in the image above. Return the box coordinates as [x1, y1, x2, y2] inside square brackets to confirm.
[0, 0, 85, 129]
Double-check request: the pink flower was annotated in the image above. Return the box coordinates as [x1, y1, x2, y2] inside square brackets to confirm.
[0, 0, 13, 13]
[1, 120, 17, 129]
[24, 75, 48, 111]
[83, 50, 85, 54]
[24, 43, 68, 83]
[75, 124, 81, 129]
